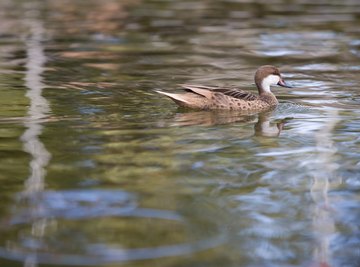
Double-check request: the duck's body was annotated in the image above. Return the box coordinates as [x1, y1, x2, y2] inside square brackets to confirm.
[157, 84, 278, 111]
[156, 65, 291, 111]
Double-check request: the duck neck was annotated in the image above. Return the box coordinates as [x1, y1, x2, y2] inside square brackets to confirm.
[259, 92, 278, 105]
[255, 79, 270, 95]
[257, 83, 275, 96]
[256, 74, 279, 95]
[259, 84, 271, 94]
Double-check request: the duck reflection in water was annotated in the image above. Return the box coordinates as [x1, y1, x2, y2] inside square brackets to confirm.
[167, 109, 287, 137]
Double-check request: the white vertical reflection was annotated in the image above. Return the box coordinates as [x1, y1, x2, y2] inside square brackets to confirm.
[20, 10, 51, 267]
[310, 109, 340, 266]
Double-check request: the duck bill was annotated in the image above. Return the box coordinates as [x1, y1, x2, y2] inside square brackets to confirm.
[278, 78, 292, 88]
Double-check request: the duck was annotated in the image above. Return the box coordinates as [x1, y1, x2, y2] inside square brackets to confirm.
[155, 65, 292, 111]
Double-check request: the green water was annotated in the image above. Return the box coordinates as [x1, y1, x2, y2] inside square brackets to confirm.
[0, 0, 360, 266]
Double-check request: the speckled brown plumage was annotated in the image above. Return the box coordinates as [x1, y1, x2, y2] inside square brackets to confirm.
[156, 65, 291, 111]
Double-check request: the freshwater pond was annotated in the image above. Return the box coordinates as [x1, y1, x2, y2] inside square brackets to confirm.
[0, 0, 360, 266]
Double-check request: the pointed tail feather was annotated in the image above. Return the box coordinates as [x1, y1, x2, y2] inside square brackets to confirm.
[180, 84, 213, 99]
[155, 90, 191, 105]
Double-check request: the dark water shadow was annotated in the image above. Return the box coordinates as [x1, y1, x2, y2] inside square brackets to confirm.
[166, 109, 289, 138]
[0, 189, 227, 266]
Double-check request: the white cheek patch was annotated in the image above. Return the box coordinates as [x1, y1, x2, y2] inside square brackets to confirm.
[261, 74, 280, 92]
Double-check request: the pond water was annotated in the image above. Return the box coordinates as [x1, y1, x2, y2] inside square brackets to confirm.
[0, 0, 360, 266]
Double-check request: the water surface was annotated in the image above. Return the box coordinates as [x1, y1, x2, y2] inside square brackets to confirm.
[0, 0, 360, 266]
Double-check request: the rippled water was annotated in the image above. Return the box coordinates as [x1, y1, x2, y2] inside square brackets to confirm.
[0, 0, 360, 266]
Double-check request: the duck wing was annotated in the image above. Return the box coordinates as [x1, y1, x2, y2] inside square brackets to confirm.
[180, 84, 215, 99]
[212, 87, 258, 101]
[181, 84, 258, 101]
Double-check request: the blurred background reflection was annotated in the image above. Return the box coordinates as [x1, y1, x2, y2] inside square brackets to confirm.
[0, 0, 359, 266]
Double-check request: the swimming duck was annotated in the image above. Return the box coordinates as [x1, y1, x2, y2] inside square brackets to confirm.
[156, 65, 292, 111]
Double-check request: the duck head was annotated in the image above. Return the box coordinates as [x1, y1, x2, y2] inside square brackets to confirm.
[255, 65, 292, 94]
